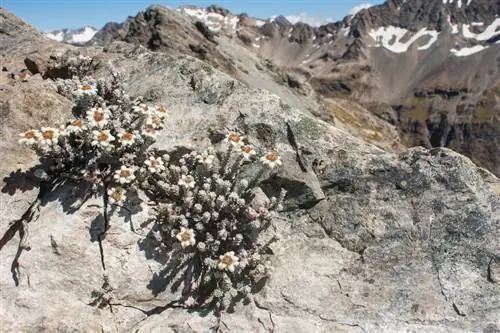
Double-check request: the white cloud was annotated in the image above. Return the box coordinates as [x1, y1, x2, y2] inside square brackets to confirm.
[349, 3, 374, 16]
[284, 12, 333, 27]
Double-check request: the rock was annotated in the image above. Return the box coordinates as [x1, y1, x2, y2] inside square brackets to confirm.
[24, 56, 41, 74]
[194, 21, 217, 44]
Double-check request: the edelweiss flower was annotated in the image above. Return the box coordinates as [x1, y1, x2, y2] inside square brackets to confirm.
[91, 130, 115, 147]
[113, 165, 136, 184]
[18, 129, 40, 145]
[218, 251, 239, 272]
[154, 104, 168, 118]
[118, 130, 137, 146]
[197, 151, 215, 165]
[224, 132, 245, 147]
[133, 103, 154, 115]
[178, 174, 196, 188]
[146, 115, 164, 129]
[240, 145, 256, 161]
[141, 126, 157, 140]
[144, 156, 165, 173]
[80, 169, 101, 181]
[38, 127, 59, 146]
[86, 107, 110, 128]
[107, 187, 126, 204]
[260, 152, 282, 169]
[176, 227, 196, 248]
[75, 83, 97, 96]
[66, 118, 85, 133]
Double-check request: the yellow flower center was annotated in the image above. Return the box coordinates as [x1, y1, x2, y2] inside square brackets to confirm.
[241, 145, 253, 154]
[152, 117, 162, 126]
[42, 130, 55, 140]
[98, 132, 109, 141]
[72, 119, 83, 127]
[122, 132, 134, 140]
[93, 112, 104, 122]
[266, 152, 279, 162]
[184, 176, 194, 183]
[156, 105, 167, 113]
[150, 160, 159, 167]
[111, 190, 122, 202]
[120, 170, 131, 178]
[25, 131, 36, 139]
[221, 255, 234, 266]
[228, 133, 241, 143]
[81, 84, 93, 91]
[180, 231, 191, 242]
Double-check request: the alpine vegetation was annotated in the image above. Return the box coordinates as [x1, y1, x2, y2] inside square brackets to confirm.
[17, 53, 286, 316]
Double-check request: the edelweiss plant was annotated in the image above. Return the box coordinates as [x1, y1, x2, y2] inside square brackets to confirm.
[141, 131, 286, 313]
[18, 56, 167, 212]
[17, 52, 287, 317]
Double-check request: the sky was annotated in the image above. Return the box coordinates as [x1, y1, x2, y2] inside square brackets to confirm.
[2, 0, 384, 32]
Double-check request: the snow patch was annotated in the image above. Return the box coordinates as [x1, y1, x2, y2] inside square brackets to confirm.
[69, 27, 97, 43]
[369, 26, 440, 53]
[462, 18, 500, 41]
[181, 7, 239, 32]
[45, 31, 64, 42]
[450, 45, 487, 56]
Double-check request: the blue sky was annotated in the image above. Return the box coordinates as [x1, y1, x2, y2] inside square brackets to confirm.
[2, 0, 384, 31]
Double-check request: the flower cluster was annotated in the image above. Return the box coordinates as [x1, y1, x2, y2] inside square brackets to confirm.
[143, 132, 285, 312]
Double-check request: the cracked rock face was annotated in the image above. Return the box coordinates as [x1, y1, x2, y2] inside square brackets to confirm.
[1, 7, 500, 333]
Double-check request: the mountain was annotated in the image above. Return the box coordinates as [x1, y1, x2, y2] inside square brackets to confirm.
[90, 0, 500, 176]
[45, 26, 98, 45]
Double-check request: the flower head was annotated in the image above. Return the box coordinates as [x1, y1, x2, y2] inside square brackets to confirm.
[38, 127, 60, 146]
[146, 116, 164, 129]
[197, 151, 215, 165]
[260, 152, 282, 169]
[178, 174, 196, 188]
[107, 187, 126, 204]
[91, 130, 115, 147]
[113, 165, 136, 184]
[224, 132, 245, 147]
[75, 83, 97, 96]
[218, 251, 239, 272]
[118, 130, 137, 147]
[81, 169, 101, 182]
[154, 104, 168, 118]
[176, 227, 196, 248]
[66, 118, 85, 134]
[141, 126, 157, 140]
[133, 104, 154, 116]
[240, 145, 256, 161]
[86, 107, 110, 128]
[18, 129, 40, 145]
[144, 156, 166, 173]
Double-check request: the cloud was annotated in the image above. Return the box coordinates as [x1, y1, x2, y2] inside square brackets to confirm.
[348, 3, 374, 16]
[283, 12, 333, 27]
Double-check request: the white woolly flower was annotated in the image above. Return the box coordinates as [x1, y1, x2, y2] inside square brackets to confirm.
[107, 187, 126, 204]
[86, 107, 110, 128]
[38, 127, 60, 146]
[260, 152, 282, 169]
[81, 169, 101, 182]
[66, 118, 85, 133]
[146, 115, 164, 129]
[18, 129, 40, 145]
[176, 227, 196, 248]
[118, 130, 137, 146]
[141, 126, 157, 140]
[91, 130, 115, 147]
[218, 251, 239, 272]
[144, 156, 165, 173]
[178, 174, 196, 188]
[240, 145, 256, 161]
[113, 165, 136, 184]
[224, 132, 245, 147]
[154, 104, 168, 118]
[197, 151, 215, 165]
[75, 83, 97, 96]
[133, 103, 154, 115]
